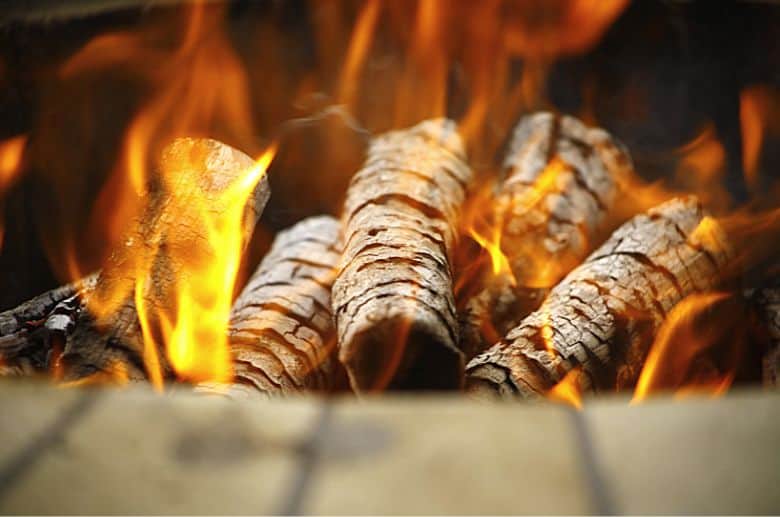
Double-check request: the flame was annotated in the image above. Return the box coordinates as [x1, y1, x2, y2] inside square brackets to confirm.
[61, 1, 256, 267]
[468, 225, 516, 285]
[503, 0, 628, 59]
[547, 367, 583, 409]
[337, 0, 382, 108]
[632, 292, 733, 402]
[674, 124, 729, 209]
[55, 1, 272, 386]
[740, 87, 765, 189]
[0, 135, 26, 189]
[134, 144, 276, 385]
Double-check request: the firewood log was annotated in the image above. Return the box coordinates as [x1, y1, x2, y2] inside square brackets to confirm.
[0, 274, 97, 375]
[752, 287, 780, 387]
[0, 138, 270, 383]
[197, 215, 345, 397]
[332, 118, 474, 392]
[466, 196, 733, 399]
[460, 112, 633, 359]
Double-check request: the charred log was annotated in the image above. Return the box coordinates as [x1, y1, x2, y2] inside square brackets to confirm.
[332, 118, 473, 392]
[460, 112, 633, 359]
[198, 215, 345, 397]
[466, 197, 732, 399]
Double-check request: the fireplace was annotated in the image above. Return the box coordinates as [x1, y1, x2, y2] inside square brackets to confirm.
[0, 0, 779, 513]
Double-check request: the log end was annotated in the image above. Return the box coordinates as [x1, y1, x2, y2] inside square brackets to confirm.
[339, 315, 464, 392]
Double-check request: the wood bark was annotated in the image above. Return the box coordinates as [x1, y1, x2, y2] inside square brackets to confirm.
[466, 197, 733, 399]
[0, 138, 269, 383]
[752, 287, 780, 387]
[460, 112, 633, 359]
[0, 274, 97, 375]
[197, 215, 345, 397]
[332, 118, 474, 391]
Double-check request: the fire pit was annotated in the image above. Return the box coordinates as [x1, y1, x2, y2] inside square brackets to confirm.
[0, 0, 779, 513]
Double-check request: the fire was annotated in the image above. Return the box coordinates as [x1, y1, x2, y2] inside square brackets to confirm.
[675, 124, 728, 209]
[60, 1, 256, 261]
[632, 292, 734, 402]
[547, 367, 583, 409]
[468, 224, 515, 285]
[503, 0, 629, 59]
[55, 1, 273, 386]
[159, 146, 275, 383]
[337, 0, 382, 109]
[739, 85, 780, 191]
[0, 135, 26, 189]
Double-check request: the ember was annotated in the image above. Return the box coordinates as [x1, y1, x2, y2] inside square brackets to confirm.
[0, 0, 779, 406]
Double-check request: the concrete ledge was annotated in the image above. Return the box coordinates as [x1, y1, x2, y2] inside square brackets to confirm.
[0, 381, 777, 515]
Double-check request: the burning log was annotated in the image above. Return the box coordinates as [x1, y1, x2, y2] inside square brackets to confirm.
[752, 287, 780, 387]
[0, 138, 270, 384]
[332, 118, 474, 391]
[0, 274, 97, 375]
[466, 197, 733, 399]
[197, 215, 345, 397]
[460, 112, 633, 359]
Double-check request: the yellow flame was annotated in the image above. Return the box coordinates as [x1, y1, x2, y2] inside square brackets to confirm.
[547, 367, 583, 409]
[468, 225, 516, 285]
[144, 144, 276, 385]
[632, 292, 731, 403]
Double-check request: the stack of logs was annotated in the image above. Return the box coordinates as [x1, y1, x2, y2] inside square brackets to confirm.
[1, 112, 778, 398]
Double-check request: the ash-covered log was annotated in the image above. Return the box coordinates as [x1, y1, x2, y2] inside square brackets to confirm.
[466, 197, 733, 399]
[460, 112, 633, 359]
[198, 215, 345, 397]
[332, 118, 473, 392]
[0, 137, 269, 383]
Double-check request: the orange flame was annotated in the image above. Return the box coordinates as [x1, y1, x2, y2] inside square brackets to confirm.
[503, 0, 628, 59]
[633, 292, 733, 403]
[675, 124, 729, 209]
[337, 0, 382, 108]
[0, 135, 26, 189]
[547, 367, 583, 409]
[468, 224, 516, 286]
[57, 1, 271, 387]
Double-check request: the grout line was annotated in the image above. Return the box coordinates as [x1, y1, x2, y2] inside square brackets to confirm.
[568, 407, 618, 516]
[275, 401, 333, 516]
[0, 390, 100, 503]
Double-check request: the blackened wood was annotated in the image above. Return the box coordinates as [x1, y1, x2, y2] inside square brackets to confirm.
[466, 197, 732, 399]
[332, 118, 473, 392]
[753, 287, 780, 387]
[0, 274, 97, 374]
[198, 215, 345, 397]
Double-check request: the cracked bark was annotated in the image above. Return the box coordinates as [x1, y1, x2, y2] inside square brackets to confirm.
[0, 138, 269, 383]
[466, 197, 733, 399]
[752, 287, 780, 387]
[332, 118, 473, 392]
[197, 215, 346, 397]
[460, 112, 633, 359]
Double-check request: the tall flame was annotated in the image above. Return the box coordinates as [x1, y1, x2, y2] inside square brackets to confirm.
[547, 367, 583, 409]
[632, 292, 733, 402]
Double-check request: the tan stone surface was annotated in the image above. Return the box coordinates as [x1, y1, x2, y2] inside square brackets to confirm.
[0, 383, 321, 515]
[585, 390, 780, 514]
[303, 397, 593, 515]
[0, 381, 82, 465]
